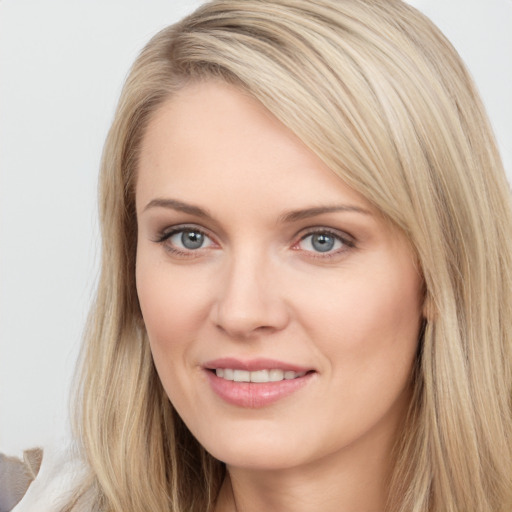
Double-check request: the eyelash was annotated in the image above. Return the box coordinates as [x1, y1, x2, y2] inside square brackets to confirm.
[294, 228, 355, 259]
[154, 225, 356, 259]
[154, 225, 215, 257]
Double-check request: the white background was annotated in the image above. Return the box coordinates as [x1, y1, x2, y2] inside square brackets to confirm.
[1, 0, 511, 457]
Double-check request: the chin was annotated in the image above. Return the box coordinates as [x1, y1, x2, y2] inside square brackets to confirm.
[212, 446, 305, 472]
[196, 425, 310, 471]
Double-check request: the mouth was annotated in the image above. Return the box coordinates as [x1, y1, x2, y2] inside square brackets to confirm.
[203, 358, 316, 408]
[211, 368, 309, 383]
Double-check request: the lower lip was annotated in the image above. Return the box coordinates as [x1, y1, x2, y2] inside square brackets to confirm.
[205, 370, 314, 408]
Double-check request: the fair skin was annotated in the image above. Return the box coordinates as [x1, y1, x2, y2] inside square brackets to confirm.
[135, 80, 424, 512]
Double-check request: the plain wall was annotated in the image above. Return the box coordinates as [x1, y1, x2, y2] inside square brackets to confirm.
[1, 0, 511, 457]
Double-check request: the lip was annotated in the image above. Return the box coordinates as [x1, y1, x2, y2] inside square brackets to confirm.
[203, 357, 312, 373]
[203, 358, 316, 408]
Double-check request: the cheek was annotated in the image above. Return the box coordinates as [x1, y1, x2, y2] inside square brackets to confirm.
[301, 267, 422, 446]
[135, 258, 216, 422]
[137, 264, 179, 345]
[300, 257, 423, 396]
[136, 252, 209, 333]
[135, 256, 210, 383]
[305, 264, 421, 341]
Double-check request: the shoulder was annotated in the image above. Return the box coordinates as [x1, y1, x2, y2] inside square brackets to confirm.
[0, 449, 42, 512]
[12, 442, 88, 512]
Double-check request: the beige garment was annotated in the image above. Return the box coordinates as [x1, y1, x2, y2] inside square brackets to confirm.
[0, 449, 43, 512]
[12, 443, 89, 512]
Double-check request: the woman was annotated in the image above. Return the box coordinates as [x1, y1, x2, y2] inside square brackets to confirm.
[17, 0, 512, 511]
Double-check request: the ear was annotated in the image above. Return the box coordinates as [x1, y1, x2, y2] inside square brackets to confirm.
[422, 292, 436, 322]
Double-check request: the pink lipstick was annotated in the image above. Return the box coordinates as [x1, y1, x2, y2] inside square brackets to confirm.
[203, 358, 315, 408]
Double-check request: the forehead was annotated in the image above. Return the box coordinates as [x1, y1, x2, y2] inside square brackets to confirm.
[136, 80, 372, 217]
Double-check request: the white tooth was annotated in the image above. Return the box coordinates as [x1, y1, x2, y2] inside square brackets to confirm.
[233, 370, 251, 382]
[223, 368, 234, 380]
[216, 368, 308, 382]
[269, 369, 285, 382]
[250, 370, 270, 383]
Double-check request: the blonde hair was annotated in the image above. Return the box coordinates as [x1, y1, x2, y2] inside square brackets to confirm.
[71, 1, 512, 511]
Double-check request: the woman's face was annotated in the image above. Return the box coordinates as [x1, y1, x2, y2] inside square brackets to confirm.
[135, 81, 424, 472]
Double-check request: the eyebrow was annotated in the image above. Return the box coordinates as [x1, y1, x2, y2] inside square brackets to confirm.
[279, 205, 371, 223]
[143, 197, 371, 222]
[143, 198, 212, 218]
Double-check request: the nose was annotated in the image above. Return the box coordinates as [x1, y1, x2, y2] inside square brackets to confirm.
[210, 251, 290, 339]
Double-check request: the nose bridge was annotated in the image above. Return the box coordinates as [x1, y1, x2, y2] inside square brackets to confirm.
[212, 244, 288, 337]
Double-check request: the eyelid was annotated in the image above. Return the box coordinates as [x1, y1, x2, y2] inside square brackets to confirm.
[293, 227, 356, 255]
[152, 223, 356, 259]
[155, 223, 211, 242]
[153, 223, 218, 256]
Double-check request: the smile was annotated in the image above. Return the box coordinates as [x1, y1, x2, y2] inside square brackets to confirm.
[215, 368, 307, 382]
[204, 359, 316, 408]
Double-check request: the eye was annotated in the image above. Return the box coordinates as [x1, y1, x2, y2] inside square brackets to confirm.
[296, 230, 353, 255]
[156, 226, 215, 254]
[170, 229, 212, 250]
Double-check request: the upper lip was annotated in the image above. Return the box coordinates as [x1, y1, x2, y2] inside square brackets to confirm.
[203, 357, 313, 373]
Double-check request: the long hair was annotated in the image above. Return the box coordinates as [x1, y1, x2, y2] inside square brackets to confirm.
[71, 1, 512, 511]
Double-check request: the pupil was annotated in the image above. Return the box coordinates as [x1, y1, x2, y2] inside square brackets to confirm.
[312, 233, 334, 252]
[182, 231, 204, 249]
